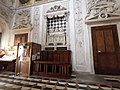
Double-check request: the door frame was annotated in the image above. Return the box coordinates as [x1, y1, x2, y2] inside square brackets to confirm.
[88, 23, 120, 74]
[10, 28, 31, 46]
[91, 24, 120, 75]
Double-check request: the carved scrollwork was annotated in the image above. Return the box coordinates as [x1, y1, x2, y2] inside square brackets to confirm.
[47, 5, 67, 13]
[86, 0, 120, 21]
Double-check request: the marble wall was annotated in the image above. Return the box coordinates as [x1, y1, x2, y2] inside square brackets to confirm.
[71, 0, 120, 74]
[0, 0, 120, 74]
[72, 0, 93, 73]
[84, 0, 120, 74]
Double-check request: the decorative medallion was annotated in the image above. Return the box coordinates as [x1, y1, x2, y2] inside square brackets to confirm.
[19, 0, 29, 4]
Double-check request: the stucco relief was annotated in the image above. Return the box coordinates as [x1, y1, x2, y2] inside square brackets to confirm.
[86, 0, 120, 21]
[13, 9, 32, 29]
[74, 0, 86, 69]
[47, 5, 67, 13]
[32, 7, 40, 43]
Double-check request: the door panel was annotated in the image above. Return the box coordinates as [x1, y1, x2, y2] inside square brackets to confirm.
[97, 53, 118, 74]
[96, 31, 105, 52]
[91, 25, 120, 75]
[104, 30, 115, 52]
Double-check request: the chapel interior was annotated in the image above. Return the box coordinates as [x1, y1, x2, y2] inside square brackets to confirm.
[0, 0, 119, 90]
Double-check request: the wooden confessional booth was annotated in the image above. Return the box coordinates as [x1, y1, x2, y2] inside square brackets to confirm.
[15, 42, 72, 78]
[15, 42, 41, 77]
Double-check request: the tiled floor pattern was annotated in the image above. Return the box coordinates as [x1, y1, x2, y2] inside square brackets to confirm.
[0, 73, 119, 90]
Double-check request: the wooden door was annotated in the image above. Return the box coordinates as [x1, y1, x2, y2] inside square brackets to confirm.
[91, 25, 120, 75]
[14, 33, 28, 46]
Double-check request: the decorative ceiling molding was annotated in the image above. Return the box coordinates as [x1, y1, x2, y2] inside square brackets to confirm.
[0, 17, 7, 32]
[0, 0, 16, 28]
[85, 0, 120, 23]
[0, 3, 13, 21]
[0, 0, 15, 9]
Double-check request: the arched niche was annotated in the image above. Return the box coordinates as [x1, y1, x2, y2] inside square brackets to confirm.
[0, 16, 10, 49]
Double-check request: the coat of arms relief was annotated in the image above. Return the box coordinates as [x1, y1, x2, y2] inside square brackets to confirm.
[86, 0, 120, 22]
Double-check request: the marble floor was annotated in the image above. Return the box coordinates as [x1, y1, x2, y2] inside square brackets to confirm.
[75, 72, 120, 87]
[0, 72, 119, 90]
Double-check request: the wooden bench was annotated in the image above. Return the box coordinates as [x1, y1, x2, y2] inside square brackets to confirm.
[32, 50, 72, 78]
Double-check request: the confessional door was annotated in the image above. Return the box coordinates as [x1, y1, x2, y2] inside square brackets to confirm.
[91, 25, 120, 75]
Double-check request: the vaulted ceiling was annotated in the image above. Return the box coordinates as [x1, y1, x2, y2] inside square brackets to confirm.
[0, 0, 15, 27]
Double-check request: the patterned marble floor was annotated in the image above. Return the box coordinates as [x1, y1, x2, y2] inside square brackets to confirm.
[0, 72, 119, 90]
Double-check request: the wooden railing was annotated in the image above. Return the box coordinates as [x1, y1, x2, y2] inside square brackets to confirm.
[32, 50, 72, 78]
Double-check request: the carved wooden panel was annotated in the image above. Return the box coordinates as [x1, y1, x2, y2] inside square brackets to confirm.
[95, 31, 105, 52]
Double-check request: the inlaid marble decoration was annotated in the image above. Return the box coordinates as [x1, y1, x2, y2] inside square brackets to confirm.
[13, 8, 32, 29]
[86, 0, 120, 22]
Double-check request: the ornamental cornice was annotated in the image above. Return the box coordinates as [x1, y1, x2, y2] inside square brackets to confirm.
[47, 5, 67, 13]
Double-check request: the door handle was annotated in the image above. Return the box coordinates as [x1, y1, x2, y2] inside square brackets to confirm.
[98, 50, 101, 53]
